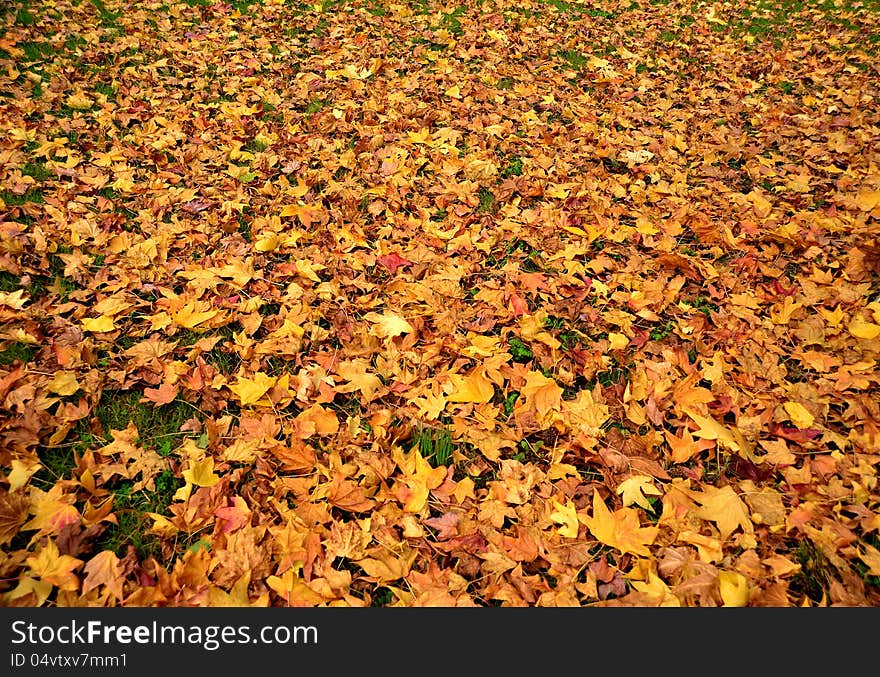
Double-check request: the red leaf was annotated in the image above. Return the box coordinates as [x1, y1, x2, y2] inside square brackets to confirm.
[377, 253, 412, 275]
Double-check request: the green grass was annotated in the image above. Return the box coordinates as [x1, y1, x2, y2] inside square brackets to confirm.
[21, 161, 53, 181]
[90, 389, 201, 456]
[790, 539, 831, 604]
[508, 337, 534, 363]
[500, 156, 523, 178]
[0, 342, 36, 366]
[95, 469, 183, 559]
[559, 49, 588, 70]
[477, 187, 496, 213]
[1, 188, 44, 205]
[649, 320, 675, 341]
[305, 98, 329, 114]
[413, 424, 454, 468]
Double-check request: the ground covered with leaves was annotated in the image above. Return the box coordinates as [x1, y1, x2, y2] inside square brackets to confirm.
[1, 0, 879, 607]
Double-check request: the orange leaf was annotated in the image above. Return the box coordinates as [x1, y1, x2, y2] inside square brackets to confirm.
[142, 381, 179, 406]
[326, 474, 376, 513]
[82, 550, 124, 600]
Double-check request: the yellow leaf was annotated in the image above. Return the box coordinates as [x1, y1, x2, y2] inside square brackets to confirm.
[8, 458, 41, 491]
[520, 370, 563, 423]
[563, 389, 610, 438]
[0, 289, 28, 309]
[81, 315, 117, 333]
[692, 485, 753, 540]
[66, 92, 93, 110]
[26, 541, 82, 591]
[446, 370, 494, 404]
[718, 571, 749, 607]
[783, 401, 815, 429]
[174, 458, 220, 502]
[228, 372, 277, 406]
[47, 371, 81, 396]
[444, 85, 461, 99]
[173, 301, 218, 329]
[608, 332, 629, 350]
[683, 408, 748, 456]
[185, 457, 220, 487]
[858, 542, 880, 577]
[581, 492, 658, 557]
[630, 570, 680, 606]
[549, 498, 580, 538]
[857, 190, 880, 212]
[747, 189, 772, 218]
[617, 475, 662, 510]
[848, 316, 880, 340]
[254, 233, 280, 252]
[335, 359, 383, 401]
[363, 310, 414, 338]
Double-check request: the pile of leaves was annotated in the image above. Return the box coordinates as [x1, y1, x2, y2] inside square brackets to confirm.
[1, 0, 879, 607]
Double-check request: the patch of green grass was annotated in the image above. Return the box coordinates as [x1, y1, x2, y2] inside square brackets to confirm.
[0, 271, 20, 292]
[559, 49, 588, 70]
[502, 391, 520, 416]
[15, 6, 37, 25]
[477, 187, 496, 213]
[244, 137, 269, 153]
[305, 98, 329, 115]
[649, 320, 675, 341]
[790, 539, 831, 604]
[508, 337, 534, 363]
[778, 81, 795, 94]
[440, 6, 465, 35]
[413, 424, 454, 468]
[595, 359, 628, 388]
[500, 156, 523, 178]
[96, 469, 183, 559]
[91, 390, 200, 456]
[20, 41, 53, 62]
[1, 188, 44, 205]
[685, 295, 719, 317]
[0, 342, 36, 366]
[21, 161, 52, 181]
[370, 586, 394, 606]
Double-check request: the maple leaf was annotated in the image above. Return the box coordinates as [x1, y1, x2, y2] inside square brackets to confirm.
[718, 571, 750, 607]
[22, 485, 81, 536]
[174, 458, 220, 502]
[325, 474, 376, 513]
[782, 401, 815, 429]
[27, 541, 83, 592]
[683, 408, 754, 460]
[519, 370, 564, 425]
[46, 371, 81, 397]
[376, 252, 412, 274]
[334, 359, 383, 401]
[423, 512, 460, 540]
[445, 369, 494, 404]
[549, 498, 580, 538]
[214, 496, 253, 535]
[364, 310, 414, 339]
[142, 381, 179, 406]
[617, 476, 663, 510]
[0, 489, 30, 545]
[691, 485, 754, 540]
[581, 492, 658, 557]
[228, 372, 277, 406]
[82, 550, 125, 601]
